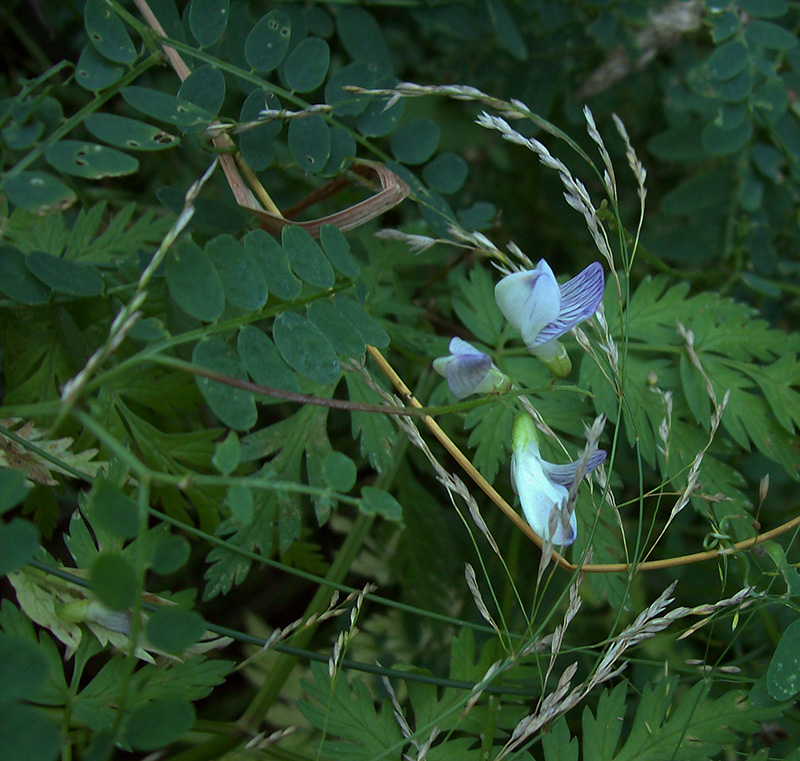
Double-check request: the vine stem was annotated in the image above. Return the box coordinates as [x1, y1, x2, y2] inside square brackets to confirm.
[366, 345, 800, 573]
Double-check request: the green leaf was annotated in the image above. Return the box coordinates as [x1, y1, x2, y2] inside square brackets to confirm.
[75, 43, 123, 91]
[90, 479, 139, 540]
[0, 634, 48, 701]
[0, 519, 39, 576]
[152, 536, 191, 575]
[648, 123, 708, 162]
[702, 118, 753, 156]
[288, 114, 331, 174]
[357, 90, 404, 137]
[0, 468, 32, 515]
[334, 294, 390, 347]
[767, 618, 800, 699]
[178, 65, 226, 115]
[542, 716, 578, 761]
[165, 239, 225, 322]
[0, 246, 49, 305]
[237, 325, 300, 392]
[322, 452, 357, 492]
[90, 553, 137, 611]
[708, 39, 749, 80]
[452, 265, 505, 344]
[282, 225, 335, 287]
[226, 483, 254, 524]
[283, 37, 330, 92]
[739, 0, 788, 17]
[486, 0, 528, 60]
[325, 61, 377, 116]
[239, 90, 281, 171]
[25, 252, 104, 297]
[122, 86, 214, 133]
[423, 152, 468, 194]
[391, 117, 440, 165]
[359, 486, 402, 520]
[320, 224, 360, 278]
[308, 300, 366, 357]
[245, 10, 292, 72]
[273, 312, 340, 384]
[345, 373, 397, 474]
[747, 19, 797, 49]
[213, 432, 241, 475]
[146, 609, 206, 654]
[45, 139, 138, 179]
[321, 127, 356, 176]
[243, 229, 301, 300]
[189, 0, 229, 47]
[299, 661, 404, 759]
[192, 337, 257, 431]
[206, 234, 268, 311]
[336, 7, 393, 74]
[465, 403, 512, 482]
[660, 169, 732, 215]
[84, 0, 137, 64]
[5, 171, 76, 214]
[126, 699, 196, 751]
[85, 113, 180, 151]
[582, 683, 627, 761]
[0, 703, 59, 761]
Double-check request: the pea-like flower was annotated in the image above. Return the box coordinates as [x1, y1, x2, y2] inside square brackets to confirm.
[511, 414, 606, 546]
[495, 260, 605, 374]
[433, 337, 511, 399]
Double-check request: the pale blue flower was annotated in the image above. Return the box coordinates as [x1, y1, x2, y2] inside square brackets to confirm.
[433, 337, 511, 399]
[511, 415, 606, 546]
[495, 260, 605, 363]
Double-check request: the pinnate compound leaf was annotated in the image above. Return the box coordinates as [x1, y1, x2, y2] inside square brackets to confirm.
[245, 10, 291, 72]
[189, 0, 229, 47]
[192, 337, 257, 431]
[239, 90, 281, 171]
[308, 300, 366, 357]
[334, 294, 390, 347]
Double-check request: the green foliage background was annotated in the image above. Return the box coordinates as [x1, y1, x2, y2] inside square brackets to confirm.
[2, 0, 800, 759]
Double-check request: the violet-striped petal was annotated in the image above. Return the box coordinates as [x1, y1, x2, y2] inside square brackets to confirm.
[543, 449, 607, 488]
[533, 261, 605, 346]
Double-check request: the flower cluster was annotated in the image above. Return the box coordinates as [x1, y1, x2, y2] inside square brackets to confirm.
[434, 258, 607, 547]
